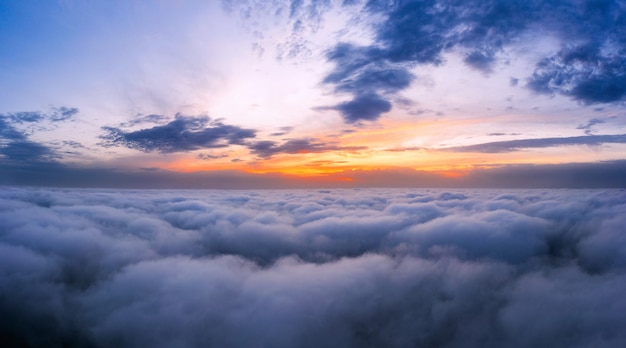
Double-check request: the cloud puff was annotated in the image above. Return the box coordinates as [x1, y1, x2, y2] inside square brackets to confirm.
[100, 114, 257, 153]
[1, 187, 626, 347]
[333, 92, 392, 123]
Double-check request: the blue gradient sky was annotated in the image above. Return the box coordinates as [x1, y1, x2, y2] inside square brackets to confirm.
[1, 0, 625, 187]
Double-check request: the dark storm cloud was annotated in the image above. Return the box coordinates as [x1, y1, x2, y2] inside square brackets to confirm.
[442, 134, 626, 153]
[322, 0, 626, 122]
[1, 187, 626, 347]
[100, 114, 257, 153]
[248, 137, 367, 158]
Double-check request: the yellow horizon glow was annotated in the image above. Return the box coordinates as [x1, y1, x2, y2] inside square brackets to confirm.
[123, 116, 626, 179]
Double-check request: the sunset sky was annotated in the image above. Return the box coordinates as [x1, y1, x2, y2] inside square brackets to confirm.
[1, 0, 626, 188]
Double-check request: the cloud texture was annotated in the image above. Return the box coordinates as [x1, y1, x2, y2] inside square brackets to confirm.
[1, 188, 626, 347]
[320, 0, 626, 122]
[100, 114, 256, 153]
[0, 108, 77, 162]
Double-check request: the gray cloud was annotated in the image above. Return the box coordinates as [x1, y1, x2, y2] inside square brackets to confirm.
[100, 114, 257, 153]
[320, 0, 626, 123]
[333, 92, 392, 123]
[0, 118, 27, 141]
[2, 107, 78, 125]
[119, 114, 170, 128]
[0, 109, 74, 163]
[1, 187, 626, 347]
[49, 107, 79, 122]
[322, 43, 412, 123]
[464, 50, 496, 73]
[577, 118, 606, 135]
[0, 141, 59, 162]
[248, 138, 367, 158]
[269, 126, 294, 137]
[6, 111, 45, 124]
[441, 134, 626, 153]
[197, 152, 229, 160]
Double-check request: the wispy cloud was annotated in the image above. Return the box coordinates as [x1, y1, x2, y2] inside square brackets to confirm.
[0, 108, 76, 163]
[441, 134, 626, 153]
[576, 118, 606, 135]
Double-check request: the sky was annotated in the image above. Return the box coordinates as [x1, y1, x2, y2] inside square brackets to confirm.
[1, 0, 626, 188]
[2, 187, 626, 347]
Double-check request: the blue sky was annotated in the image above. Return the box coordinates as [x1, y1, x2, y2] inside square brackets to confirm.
[1, 0, 626, 187]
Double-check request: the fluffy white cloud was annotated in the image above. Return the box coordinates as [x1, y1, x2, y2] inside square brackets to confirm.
[1, 187, 625, 347]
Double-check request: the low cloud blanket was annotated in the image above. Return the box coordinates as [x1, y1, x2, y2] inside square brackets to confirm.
[1, 188, 625, 347]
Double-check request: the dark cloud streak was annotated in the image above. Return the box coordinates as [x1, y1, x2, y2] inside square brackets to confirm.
[248, 137, 367, 158]
[100, 114, 257, 153]
[441, 134, 626, 153]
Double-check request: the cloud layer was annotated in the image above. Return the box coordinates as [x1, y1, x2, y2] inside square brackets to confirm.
[1, 187, 625, 347]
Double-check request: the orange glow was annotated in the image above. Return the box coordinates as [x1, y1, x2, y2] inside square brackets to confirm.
[436, 170, 467, 178]
[137, 116, 626, 181]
